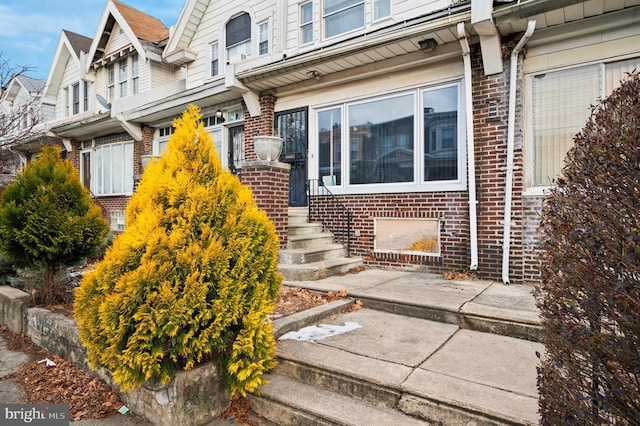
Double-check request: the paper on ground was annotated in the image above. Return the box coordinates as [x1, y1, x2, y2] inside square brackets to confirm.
[279, 322, 362, 342]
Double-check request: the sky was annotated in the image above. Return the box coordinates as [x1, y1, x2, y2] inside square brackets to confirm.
[0, 0, 185, 81]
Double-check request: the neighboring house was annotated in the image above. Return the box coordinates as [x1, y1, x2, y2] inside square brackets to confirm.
[0, 74, 51, 190]
[27, 0, 640, 283]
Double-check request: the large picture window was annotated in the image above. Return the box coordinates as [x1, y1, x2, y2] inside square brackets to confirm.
[317, 82, 464, 192]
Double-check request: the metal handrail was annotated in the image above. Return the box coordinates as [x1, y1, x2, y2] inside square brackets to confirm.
[308, 179, 353, 256]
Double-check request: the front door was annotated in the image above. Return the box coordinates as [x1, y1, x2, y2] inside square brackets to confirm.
[275, 108, 308, 207]
[228, 125, 244, 175]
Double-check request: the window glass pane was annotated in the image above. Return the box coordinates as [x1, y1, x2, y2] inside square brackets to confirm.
[324, 1, 364, 38]
[605, 57, 640, 96]
[423, 86, 458, 181]
[318, 108, 342, 185]
[301, 2, 313, 44]
[124, 143, 134, 193]
[259, 22, 269, 55]
[349, 94, 414, 184]
[226, 13, 251, 47]
[210, 42, 219, 76]
[532, 65, 599, 185]
[209, 129, 223, 162]
[111, 144, 123, 193]
[374, 0, 391, 20]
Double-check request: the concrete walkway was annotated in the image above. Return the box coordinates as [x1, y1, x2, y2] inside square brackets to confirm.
[1, 269, 544, 425]
[257, 269, 544, 425]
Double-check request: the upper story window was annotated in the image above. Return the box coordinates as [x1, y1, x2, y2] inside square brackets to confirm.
[530, 57, 640, 187]
[374, 0, 391, 20]
[226, 13, 251, 59]
[72, 83, 80, 115]
[131, 53, 139, 94]
[210, 42, 220, 77]
[83, 81, 90, 111]
[63, 87, 69, 117]
[259, 21, 269, 55]
[317, 81, 464, 192]
[300, 2, 314, 45]
[323, 0, 365, 38]
[107, 64, 115, 101]
[118, 59, 128, 98]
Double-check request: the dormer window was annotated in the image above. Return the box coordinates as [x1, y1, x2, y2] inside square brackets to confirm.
[226, 12, 251, 60]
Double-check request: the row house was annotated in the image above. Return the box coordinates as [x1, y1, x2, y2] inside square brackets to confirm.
[11, 0, 640, 283]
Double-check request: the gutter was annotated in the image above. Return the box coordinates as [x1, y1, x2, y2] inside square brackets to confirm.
[457, 22, 478, 271]
[502, 20, 536, 284]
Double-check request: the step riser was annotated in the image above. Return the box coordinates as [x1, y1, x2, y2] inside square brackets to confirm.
[279, 259, 363, 281]
[278, 247, 345, 264]
[288, 224, 324, 236]
[249, 397, 335, 426]
[288, 215, 309, 226]
[275, 360, 400, 410]
[399, 394, 525, 426]
[287, 235, 335, 249]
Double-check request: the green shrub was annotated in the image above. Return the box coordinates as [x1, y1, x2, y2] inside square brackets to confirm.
[536, 72, 640, 424]
[0, 146, 109, 303]
[74, 105, 282, 396]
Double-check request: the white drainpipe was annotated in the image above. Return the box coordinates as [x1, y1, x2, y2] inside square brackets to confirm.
[502, 20, 536, 284]
[457, 22, 478, 271]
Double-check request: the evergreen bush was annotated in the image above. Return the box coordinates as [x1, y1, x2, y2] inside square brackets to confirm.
[536, 73, 640, 424]
[0, 146, 109, 303]
[74, 105, 282, 396]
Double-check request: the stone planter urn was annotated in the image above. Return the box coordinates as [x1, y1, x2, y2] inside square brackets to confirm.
[253, 136, 283, 161]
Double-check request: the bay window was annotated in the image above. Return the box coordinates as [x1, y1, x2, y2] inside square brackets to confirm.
[86, 135, 134, 196]
[317, 82, 464, 192]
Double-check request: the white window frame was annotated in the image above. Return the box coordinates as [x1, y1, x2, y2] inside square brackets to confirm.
[323, 0, 365, 39]
[258, 21, 269, 55]
[131, 53, 139, 94]
[226, 12, 252, 61]
[313, 80, 466, 194]
[525, 56, 640, 195]
[72, 83, 80, 115]
[373, 0, 391, 21]
[90, 141, 134, 196]
[118, 58, 128, 98]
[106, 63, 115, 102]
[209, 41, 220, 77]
[300, 1, 314, 45]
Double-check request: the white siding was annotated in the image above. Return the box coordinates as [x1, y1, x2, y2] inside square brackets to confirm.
[149, 61, 177, 88]
[184, 0, 281, 88]
[104, 22, 132, 55]
[284, 0, 453, 54]
[55, 56, 81, 119]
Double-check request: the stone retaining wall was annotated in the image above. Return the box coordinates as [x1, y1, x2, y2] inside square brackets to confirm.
[0, 285, 230, 426]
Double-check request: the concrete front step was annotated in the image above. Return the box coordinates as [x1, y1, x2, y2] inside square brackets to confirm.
[255, 307, 542, 426]
[287, 232, 335, 249]
[287, 222, 323, 236]
[278, 257, 364, 281]
[250, 375, 429, 426]
[278, 243, 346, 264]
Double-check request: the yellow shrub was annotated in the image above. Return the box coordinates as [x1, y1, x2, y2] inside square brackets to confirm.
[74, 105, 282, 396]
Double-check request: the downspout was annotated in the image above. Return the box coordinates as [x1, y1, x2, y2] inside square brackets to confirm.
[502, 20, 536, 284]
[457, 22, 478, 271]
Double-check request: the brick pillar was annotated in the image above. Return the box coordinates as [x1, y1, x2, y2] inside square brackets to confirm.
[240, 160, 291, 247]
[243, 91, 277, 161]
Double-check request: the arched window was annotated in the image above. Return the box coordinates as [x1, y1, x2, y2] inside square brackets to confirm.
[226, 13, 251, 59]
